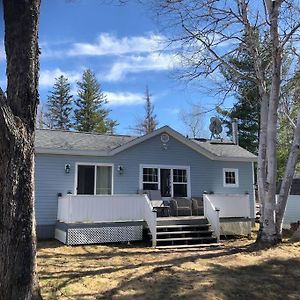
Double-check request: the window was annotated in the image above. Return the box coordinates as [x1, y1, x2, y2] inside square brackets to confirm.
[96, 166, 112, 194]
[76, 164, 113, 195]
[173, 169, 187, 197]
[141, 165, 190, 198]
[142, 168, 158, 190]
[223, 168, 239, 187]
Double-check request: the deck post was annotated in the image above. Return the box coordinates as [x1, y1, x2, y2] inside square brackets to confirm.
[215, 208, 220, 243]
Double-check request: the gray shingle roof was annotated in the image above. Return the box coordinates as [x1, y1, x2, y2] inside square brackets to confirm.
[35, 129, 135, 152]
[191, 139, 256, 160]
[35, 127, 256, 161]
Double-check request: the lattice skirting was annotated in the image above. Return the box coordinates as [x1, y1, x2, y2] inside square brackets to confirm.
[62, 225, 143, 245]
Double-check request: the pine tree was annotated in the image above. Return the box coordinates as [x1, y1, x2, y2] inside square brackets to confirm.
[45, 75, 73, 130]
[74, 69, 118, 133]
[216, 40, 267, 155]
[217, 92, 260, 155]
[277, 74, 300, 178]
[134, 86, 158, 135]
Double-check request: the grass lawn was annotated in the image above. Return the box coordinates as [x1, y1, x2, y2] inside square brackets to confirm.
[38, 235, 300, 300]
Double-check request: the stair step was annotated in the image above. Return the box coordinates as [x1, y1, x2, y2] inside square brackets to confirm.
[156, 224, 210, 229]
[153, 230, 214, 236]
[156, 217, 209, 226]
[156, 236, 216, 242]
[156, 243, 221, 249]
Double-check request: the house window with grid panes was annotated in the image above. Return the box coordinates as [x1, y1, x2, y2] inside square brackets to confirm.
[223, 168, 239, 187]
[173, 169, 188, 197]
[142, 168, 159, 190]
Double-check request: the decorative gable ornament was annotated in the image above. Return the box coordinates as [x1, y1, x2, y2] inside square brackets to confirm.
[160, 133, 170, 143]
[160, 133, 169, 150]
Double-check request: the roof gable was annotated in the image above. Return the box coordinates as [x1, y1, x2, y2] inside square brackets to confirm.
[35, 126, 257, 162]
[110, 126, 256, 162]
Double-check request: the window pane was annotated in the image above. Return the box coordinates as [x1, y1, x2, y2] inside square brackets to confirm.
[143, 183, 159, 190]
[77, 165, 95, 195]
[96, 166, 112, 195]
[160, 169, 171, 197]
[143, 168, 158, 182]
[173, 184, 187, 197]
[225, 171, 236, 184]
[173, 169, 187, 183]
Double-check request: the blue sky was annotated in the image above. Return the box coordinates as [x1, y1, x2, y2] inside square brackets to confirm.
[37, 0, 226, 136]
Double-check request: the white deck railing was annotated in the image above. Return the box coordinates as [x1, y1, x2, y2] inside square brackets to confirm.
[204, 194, 251, 218]
[58, 194, 157, 246]
[58, 194, 145, 223]
[144, 194, 157, 247]
[203, 194, 220, 242]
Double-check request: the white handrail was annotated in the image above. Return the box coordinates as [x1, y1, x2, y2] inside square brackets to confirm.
[143, 194, 157, 247]
[203, 194, 250, 218]
[203, 194, 220, 242]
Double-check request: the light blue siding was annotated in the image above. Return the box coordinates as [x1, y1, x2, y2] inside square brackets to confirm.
[35, 133, 255, 234]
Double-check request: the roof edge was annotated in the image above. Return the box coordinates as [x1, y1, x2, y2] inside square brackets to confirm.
[35, 147, 109, 157]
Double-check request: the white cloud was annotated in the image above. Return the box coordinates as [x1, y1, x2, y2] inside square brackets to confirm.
[39, 68, 81, 87]
[68, 33, 166, 56]
[103, 53, 180, 82]
[105, 91, 144, 106]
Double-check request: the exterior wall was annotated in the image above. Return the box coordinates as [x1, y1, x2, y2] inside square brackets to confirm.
[283, 195, 300, 228]
[35, 133, 255, 237]
[210, 161, 255, 218]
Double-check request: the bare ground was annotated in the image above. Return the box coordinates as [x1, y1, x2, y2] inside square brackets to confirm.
[38, 235, 300, 300]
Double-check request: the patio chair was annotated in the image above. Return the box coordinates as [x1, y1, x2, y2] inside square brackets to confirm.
[192, 197, 204, 216]
[170, 198, 192, 216]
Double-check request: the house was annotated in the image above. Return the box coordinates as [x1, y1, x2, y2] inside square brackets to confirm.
[277, 174, 300, 228]
[35, 125, 257, 246]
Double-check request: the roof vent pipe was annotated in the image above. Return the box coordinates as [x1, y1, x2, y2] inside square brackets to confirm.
[232, 118, 238, 145]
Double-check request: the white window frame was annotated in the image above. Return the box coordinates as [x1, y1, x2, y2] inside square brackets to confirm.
[223, 168, 239, 188]
[139, 164, 191, 198]
[142, 167, 159, 190]
[74, 162, 114, 195]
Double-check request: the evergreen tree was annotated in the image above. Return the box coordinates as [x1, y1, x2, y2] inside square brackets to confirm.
[277, 74, 300, 178]
[45, 75, 73, 130]
[217, 91, 260, 155]
[216, 39, 270, 155]
[74, 69, 117, 133]
[134, 86, 158, 135]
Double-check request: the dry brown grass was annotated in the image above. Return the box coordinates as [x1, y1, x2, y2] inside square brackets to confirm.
[38, 235, 300, 300]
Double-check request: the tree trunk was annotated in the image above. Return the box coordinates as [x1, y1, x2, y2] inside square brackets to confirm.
[256, 0, 282, 245]
[0, 0, 41, 299]
[256, 93, 268, 240]
[276, 107, 300, 238]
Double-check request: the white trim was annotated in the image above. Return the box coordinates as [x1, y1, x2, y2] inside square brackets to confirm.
[139, 164, 191, 198]
[223, 168, 239, 188]
[74, 162, 114, 195]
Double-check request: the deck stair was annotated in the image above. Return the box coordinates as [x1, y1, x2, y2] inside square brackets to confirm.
[150, 216, 218, 248]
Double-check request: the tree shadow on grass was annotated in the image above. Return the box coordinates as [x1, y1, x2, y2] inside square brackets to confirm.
[38, 240, 300, 299]
[96, 258, 300, 300]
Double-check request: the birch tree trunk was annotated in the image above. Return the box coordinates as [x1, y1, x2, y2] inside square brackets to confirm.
[276, 105, 300, 238]
[0, 0, 42, 299]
